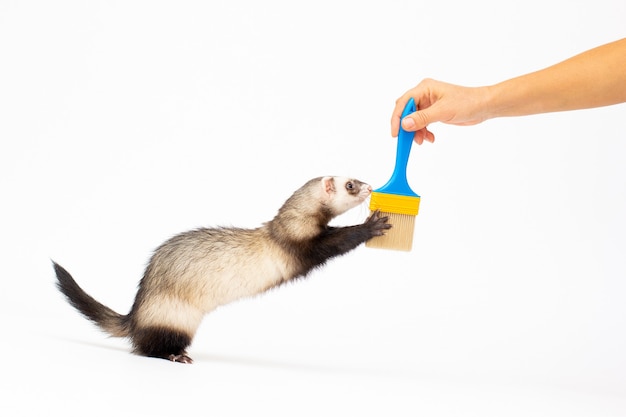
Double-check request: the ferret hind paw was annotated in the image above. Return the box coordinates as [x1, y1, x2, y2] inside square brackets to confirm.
[168, 353, 194, 364]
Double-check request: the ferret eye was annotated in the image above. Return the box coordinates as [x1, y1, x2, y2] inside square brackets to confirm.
[345, 182, 354, 190]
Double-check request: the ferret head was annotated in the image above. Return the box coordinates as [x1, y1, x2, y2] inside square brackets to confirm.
[269, 176, 372, 242]
[319, 176, 372, 217]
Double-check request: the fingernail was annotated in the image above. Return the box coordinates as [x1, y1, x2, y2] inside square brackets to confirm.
[402, 117, 416, 130]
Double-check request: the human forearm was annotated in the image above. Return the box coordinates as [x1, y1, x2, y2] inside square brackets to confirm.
[485, 38, 626, 119]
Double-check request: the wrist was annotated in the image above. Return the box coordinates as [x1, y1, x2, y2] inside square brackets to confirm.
[474, 85, 500, 122]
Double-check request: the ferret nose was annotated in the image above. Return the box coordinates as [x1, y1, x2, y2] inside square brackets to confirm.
[366, 184, 372, 193]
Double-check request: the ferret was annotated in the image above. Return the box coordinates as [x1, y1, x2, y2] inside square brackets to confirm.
[54, 176, 391, 363]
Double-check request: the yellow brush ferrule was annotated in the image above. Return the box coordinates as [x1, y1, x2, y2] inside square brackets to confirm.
[369, 191, 420, 216]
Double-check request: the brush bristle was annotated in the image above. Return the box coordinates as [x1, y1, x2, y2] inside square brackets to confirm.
[366, 211, 415, 251]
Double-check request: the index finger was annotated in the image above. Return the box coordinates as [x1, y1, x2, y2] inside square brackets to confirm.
[390, 93, 412, 137]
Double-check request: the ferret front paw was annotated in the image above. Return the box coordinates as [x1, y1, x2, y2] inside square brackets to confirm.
[365, 210, 392, 237]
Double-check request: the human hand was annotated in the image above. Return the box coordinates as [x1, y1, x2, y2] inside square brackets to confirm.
[391, 79, 490, 144]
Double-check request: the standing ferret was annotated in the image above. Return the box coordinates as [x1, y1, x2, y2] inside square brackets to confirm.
[54, 176, 391, 363]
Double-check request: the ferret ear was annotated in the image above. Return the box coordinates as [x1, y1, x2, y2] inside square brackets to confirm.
[321, 176, 335, 196]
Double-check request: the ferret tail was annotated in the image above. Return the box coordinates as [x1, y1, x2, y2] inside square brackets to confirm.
[53, 261, 130, 338]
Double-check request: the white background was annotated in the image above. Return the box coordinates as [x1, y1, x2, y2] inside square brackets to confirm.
[2, 1, 625, 416]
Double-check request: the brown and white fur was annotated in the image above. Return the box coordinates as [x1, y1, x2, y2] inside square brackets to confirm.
[54, 176, 391, 363]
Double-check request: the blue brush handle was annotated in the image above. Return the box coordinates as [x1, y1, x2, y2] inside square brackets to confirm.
[375, 97, 419, 197]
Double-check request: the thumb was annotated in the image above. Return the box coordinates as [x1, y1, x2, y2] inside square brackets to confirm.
[401, 109, 434, 132]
